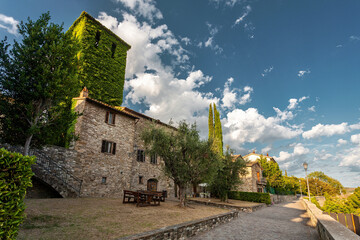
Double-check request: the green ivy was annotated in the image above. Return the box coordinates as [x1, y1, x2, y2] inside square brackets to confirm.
[67, 12, 131, 106]
[0, 148, 35, 239]
[228, 191, 271, 205]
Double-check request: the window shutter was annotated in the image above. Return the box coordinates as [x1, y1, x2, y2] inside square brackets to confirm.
[101, 140, 106, 152]
[105, 111, 109, 123]
[137, 150, 140, 161]
[112, 143, 116, 154]
[112, 113, 116, 124]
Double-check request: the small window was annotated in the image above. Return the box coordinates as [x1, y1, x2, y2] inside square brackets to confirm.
[111, 43, 116, 58]
[95, 31, 101, 47]
[150, 154, 157, 164]
[101, 140, 116, 154]
[105, 111, 116, 125]
[137, 150, 145, 162]
[102, 177, 107, 184]
[139, 176, 143, 184]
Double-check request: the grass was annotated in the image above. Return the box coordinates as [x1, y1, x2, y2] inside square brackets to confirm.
[18, 198, 229, 240]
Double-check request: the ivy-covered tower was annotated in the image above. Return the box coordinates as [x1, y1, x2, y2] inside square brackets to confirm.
[67, 11, 131, 106]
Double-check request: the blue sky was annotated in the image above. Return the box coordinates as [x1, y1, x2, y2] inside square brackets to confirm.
[1, 0, 360, 187]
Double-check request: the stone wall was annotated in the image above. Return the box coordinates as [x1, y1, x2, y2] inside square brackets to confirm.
[270, 194, 297, 204]
[118, 211, 239, 240]
[301, 199, 360, 240]
[236, 164, 264, 193]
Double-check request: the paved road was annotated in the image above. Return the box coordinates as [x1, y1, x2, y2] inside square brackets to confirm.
[191, 200, 319, 240]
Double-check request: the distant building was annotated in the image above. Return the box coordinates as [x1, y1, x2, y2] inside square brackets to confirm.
[233, 151, 274, 193]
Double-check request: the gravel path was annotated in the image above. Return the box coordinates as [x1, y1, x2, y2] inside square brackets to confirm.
[191, 200, 319, 240]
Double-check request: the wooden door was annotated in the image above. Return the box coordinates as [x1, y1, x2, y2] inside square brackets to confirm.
[147, 179, 157, 191]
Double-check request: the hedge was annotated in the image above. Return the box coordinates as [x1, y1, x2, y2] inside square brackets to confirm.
[0, 148, 35, 239]
[228, 191, 271, 205]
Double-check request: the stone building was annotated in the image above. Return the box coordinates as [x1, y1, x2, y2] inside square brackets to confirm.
[71, 88, 175, 198]
[233, 152, 269, 193]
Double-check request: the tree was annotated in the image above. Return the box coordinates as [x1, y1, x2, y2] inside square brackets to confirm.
[208, 103, 223, 156]
[208, 103, 214, 141]
[141, 121, 219, 207]
[210, 147, 246, 201]
[259, 156, 283, 189]
[308, 171, 345, 195]
[0, 12, 79, 155]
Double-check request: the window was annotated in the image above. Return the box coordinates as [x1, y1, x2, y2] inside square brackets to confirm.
[137, 150, 145, 162]
[102, 177, 107, 184]
[111, 43, 116, 58]
[150, 154, 157, 164]
[105, 111, 116, 124]
[257, 172, 260, 181]
[95, 31, 100, 47]
[101, 140, 116, 154]
[139, 176, 143, 184]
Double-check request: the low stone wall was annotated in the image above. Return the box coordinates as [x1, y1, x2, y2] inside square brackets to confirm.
[118, 211, 239, 240]
[301, 199, 360, 240]
[188, 199, 266, 212]
[270, 194, 297, 204]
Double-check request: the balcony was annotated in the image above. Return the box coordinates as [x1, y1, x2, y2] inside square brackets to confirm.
[256, 178, 267, 185]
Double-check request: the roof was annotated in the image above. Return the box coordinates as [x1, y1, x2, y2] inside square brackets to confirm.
[243, 152, 277, 163]
[68, 11, 131, 50]
[73, 97, 139, 120]
[116, 107, 177, 131]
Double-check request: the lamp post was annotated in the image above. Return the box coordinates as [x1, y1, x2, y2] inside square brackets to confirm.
[299, 179, 302, 198]
[315, 182, 318, 196]
[303, 162, 311, 201]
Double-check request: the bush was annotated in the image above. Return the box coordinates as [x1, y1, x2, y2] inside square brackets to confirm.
[228, 191, 271, 205]
[0, 148, 35, 239]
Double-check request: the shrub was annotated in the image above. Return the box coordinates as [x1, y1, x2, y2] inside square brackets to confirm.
[228, 191, 271, 205]
[0, 148, 35, 239]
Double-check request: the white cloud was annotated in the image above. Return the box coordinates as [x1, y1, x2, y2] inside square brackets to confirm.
[308, 106, 316, 112]
[287, 96, 308, 110]
[201, 23, 223, 54]
[275, 143, 310, 162]
[314, 149, 333, 161]
[234, 5, 251, 26]
[181, 37, 191, 45]
[223, 108, 302, 147]
[261, 66, 273, 77]
[339, 147, 360, 167]
[221, 78, 253, 108]
[351, 134, 360, 144]
[337, 138, 347, 146]
[261, 146, 272, 154]
[336, 44, 343, 48]
[115, 0, 163, 22]
[210, 0, 242, 8]
[350, 35, 360, 41]
[0, 13, 19, 35]
[302, 122, 360, 139]
[297, 70, 311, 77]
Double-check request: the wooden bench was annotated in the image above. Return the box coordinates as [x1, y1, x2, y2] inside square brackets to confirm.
[123, 190, 139, 204]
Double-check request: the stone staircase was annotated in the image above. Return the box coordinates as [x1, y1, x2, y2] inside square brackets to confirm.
[1, 144, 82, 197]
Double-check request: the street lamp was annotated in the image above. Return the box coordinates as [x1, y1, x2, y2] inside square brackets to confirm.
[303, 162, 311, 201]
[299, 179, 302, 198]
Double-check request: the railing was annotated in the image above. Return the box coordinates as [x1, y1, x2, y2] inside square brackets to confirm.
[324, 211, 360, 236]
[29, 149, 83, 196]
[256, 179, 266, 185]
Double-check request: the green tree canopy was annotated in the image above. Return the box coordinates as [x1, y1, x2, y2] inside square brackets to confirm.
[141, 121, 220, 207]
[0, 12, 80, 154]
[210, 148, 246, 201]
[259, 156, 283, 188]
[308, 171, 345, 195]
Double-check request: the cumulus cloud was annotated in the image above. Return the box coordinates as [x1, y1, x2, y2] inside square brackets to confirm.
[308, 106, 316, 112]
[261, 66, 273, 77]
[287, 96, 308, 110]
[276, 143, 310, 162]
[261, 146, 272, 154]
[221, 78, 253, 109]
[313, 149, 333, 161]
[115, 0, 163, 22]
[0, 13, 19, 35]
[302, 122, 360, 139]
[223, 108, 302, 148]
[339, 147, 360, 167]
[351, 134, 360, 144]
[298, 70, 311, 77]
[337, 138, 347, 146]
[181, 37, 191, 45]
[234, 5, 251, 26]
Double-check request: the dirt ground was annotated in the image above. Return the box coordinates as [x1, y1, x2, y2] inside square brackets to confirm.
[18, 198, 228, 240]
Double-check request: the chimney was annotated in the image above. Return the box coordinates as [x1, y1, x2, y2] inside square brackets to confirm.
[80, 87, 89, 98]
[267, 153, 269, 157]
[253, 150, 255, 154]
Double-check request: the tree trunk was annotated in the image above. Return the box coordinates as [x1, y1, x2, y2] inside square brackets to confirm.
[193, 183, 197, 196]
[24, 134, 33, 156]
[178, 185, 186, 207]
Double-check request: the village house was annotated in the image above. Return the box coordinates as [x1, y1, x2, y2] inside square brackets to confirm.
[233, 151, 277, 193]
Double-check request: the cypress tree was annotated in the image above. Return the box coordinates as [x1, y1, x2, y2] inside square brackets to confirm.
[213, 103, 223, 156]
[208, 103, 214, 140]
